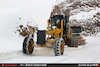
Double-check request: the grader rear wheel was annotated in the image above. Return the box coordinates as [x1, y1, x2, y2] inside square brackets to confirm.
[70, 37, 78, 47]
[54, 38, 64, 56]
[23, 36, 34, 54]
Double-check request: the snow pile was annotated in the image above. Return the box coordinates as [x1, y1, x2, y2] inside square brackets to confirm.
[50, 0, 100, 36]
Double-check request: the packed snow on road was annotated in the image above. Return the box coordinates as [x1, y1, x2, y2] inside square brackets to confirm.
[0, 0, 100, 63]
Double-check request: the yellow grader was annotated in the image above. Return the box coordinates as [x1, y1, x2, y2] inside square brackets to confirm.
[20, 15, 85, 56]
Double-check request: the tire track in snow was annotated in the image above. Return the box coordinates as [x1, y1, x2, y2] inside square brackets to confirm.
[0, 47, 54, 62]
[54, 45, 89, 63]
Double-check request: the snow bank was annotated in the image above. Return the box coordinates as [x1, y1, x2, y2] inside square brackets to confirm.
[70, 7, 100, 20]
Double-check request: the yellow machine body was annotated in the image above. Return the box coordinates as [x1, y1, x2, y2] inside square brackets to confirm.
[22, 15, 86, 56]
[36, 20, 64, 47]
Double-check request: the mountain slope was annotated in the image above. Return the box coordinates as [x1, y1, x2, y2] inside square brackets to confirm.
[50, 0, 100, 36]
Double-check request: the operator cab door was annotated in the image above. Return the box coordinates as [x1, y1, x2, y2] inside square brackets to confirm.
[50, 15, 69, 35]
[51, 15, 64, 29]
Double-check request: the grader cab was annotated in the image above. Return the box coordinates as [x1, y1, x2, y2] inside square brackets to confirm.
[22, 15, 85, 56]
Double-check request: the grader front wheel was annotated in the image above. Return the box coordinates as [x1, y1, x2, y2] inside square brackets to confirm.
[23, 36, 34, 54]
[54, 38, 64, 56]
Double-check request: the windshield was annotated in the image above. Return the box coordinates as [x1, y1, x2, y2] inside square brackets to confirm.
[51, 15, 63, 26]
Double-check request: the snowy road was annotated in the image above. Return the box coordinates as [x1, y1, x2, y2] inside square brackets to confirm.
[0, 0, 100, 63]
[0, 36, 100, 63]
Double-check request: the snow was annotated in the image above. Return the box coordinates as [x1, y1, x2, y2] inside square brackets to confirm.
[54, 0, 65, 5]
[0, 0, 55, 52]
[70, 7, 100, 20]
[0, 0, 100, 63]
[0, 1, 55, 59]
[0, 36, 100, 63]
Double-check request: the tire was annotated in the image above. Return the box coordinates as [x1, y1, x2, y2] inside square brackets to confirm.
[63, 36, 67, 46]
[66, 38, 71, 47]
[70, 37, 78, 47]
[74, 40, 78, 47]
[54, 38, 64, 56]
[23, 36, 34, 54]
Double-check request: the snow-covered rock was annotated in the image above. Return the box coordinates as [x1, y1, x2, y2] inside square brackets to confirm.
[50, 0, 100, 36]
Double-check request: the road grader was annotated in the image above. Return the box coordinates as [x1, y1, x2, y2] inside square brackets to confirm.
[18, 15, 85, 56]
